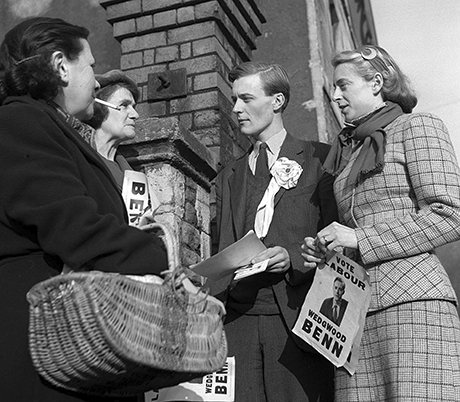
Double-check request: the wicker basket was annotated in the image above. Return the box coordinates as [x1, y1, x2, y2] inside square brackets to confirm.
[26, 223, 227, 396]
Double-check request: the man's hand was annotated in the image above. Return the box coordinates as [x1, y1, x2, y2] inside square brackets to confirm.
[251, 246, 290, 273]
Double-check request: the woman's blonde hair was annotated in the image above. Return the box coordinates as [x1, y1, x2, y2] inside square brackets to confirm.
[332, 45, 417, 113]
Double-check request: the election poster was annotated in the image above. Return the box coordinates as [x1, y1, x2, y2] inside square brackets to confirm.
[292, 252, 371, 372]
[144, 357, 235, 402]
[122, 170, 160, 226]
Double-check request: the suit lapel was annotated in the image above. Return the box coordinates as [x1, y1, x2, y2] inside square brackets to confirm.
[273, 134, 306, 207]
[228, 154, 250, 240]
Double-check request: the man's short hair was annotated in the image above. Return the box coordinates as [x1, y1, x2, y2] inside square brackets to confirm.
[334, 277, 345, 290]
[228, 62, 290, 111]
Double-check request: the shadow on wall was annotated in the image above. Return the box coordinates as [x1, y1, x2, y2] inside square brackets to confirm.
[437, 240, 460, 312]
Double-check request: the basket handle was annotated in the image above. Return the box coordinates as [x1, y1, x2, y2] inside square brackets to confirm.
[140, 222, 179, 274]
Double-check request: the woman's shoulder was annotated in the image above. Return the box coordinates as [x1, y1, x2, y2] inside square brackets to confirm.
[390, 111, 446, 129]
[0, 96, 51, 122]
[387, 111, 448, 137]
[0, 97, 63, 145]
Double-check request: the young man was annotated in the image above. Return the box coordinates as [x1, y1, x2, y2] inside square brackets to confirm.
[212, 62, 338, 401]
[320, 277, 349, 326]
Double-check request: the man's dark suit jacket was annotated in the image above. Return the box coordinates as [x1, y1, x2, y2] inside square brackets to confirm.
[212, 133, 338, 351]
[319, 297, 349, 326]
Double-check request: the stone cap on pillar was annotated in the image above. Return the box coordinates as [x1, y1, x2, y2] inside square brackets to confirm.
[119, 116, 217, 190]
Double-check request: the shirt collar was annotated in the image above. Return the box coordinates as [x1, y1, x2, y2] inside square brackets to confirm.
[255, 128, 287, 157]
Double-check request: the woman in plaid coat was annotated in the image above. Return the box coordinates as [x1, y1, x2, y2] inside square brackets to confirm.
[303, 45, 460, 401]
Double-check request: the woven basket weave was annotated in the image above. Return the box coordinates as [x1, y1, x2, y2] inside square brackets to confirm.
[26, 223, 227, 396]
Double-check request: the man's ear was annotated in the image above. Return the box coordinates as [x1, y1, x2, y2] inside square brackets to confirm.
[371, 73, 383, 95]
[51, 51, 69, 84]
[272, 93, 285, 112]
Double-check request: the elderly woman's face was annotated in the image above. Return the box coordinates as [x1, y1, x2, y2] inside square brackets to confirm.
[332, 63, 379, 122]
[100, 87, 139, 141]
[64, 39, 98, 121]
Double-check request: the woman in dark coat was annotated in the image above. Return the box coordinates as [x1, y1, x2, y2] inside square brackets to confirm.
[0, 17, 168, 401]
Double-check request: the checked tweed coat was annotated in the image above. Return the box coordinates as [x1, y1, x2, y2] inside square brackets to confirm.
[337, 112, 460, 312]
[334, 112, 460, 401]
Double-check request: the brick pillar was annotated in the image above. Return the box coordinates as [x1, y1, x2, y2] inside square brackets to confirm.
[120, 116, 216, 265]
[99, 0, 265, 165]
[99, 0, 266, 264]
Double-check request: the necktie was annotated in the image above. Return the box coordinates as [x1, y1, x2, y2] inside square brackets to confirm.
[253, 142, 271, 238]
[333, 305, 338, 322]
[255, 142, 270, 181]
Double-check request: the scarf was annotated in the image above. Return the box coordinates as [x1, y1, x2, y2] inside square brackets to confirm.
[50, 101, 97, 148]
[323, 101, 403, 186]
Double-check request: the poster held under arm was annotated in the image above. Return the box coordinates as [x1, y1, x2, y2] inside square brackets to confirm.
[122, 170, 161, 227]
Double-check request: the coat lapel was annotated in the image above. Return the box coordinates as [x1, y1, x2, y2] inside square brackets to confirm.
[228, 154, 250, 240]
[273, 134, 306, 207]
[42, 102, 122, 194]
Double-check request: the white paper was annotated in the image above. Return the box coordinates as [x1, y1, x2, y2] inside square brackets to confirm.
[191, 231, 266, 280]
[122, 170, 150, 226]
[233, 259, 269, 281]
[144, 357, 235, 402]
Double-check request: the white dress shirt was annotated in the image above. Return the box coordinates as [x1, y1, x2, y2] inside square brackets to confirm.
[248, 129, 287, 175]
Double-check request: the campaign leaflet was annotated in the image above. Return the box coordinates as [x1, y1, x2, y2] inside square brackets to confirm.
[144, 357, 235, 402]
[192, 231, 267, 281]
[292, 252, 371, 373]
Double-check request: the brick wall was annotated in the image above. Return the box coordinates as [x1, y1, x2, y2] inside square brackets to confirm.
[99, 0, 266, 265]
[100, 0, 265, 167]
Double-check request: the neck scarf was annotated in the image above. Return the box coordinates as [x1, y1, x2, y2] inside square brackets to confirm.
[323, 101, 403, 186]
[49, 101, 97, 149]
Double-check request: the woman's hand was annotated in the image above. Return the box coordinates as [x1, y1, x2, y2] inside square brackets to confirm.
[137, 207, 155, 227]
[316, 221, 358, 252]
[301, 222, 358, 268]
[301, 237, 325, 269]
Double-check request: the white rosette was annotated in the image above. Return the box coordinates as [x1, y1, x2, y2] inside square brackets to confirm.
[254, 158, 303, 238]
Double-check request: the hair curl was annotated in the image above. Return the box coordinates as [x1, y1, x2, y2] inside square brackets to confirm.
[0, 17, 89, 104]
[228, 62, 290, 111]
[332, 45, 417, 113]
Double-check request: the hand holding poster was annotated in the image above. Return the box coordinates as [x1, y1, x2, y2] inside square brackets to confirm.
[292, 252, 371, 374]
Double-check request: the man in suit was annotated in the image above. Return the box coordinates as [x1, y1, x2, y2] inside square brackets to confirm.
[320, 277, 349, 326]
[212, 62, 337, 401]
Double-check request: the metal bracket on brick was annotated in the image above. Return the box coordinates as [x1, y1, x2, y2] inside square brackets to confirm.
[147, 68, 187, 101]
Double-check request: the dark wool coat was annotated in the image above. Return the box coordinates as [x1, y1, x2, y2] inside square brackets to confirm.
[0, 96, 167, 401]
[212, 134, 338, 349]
